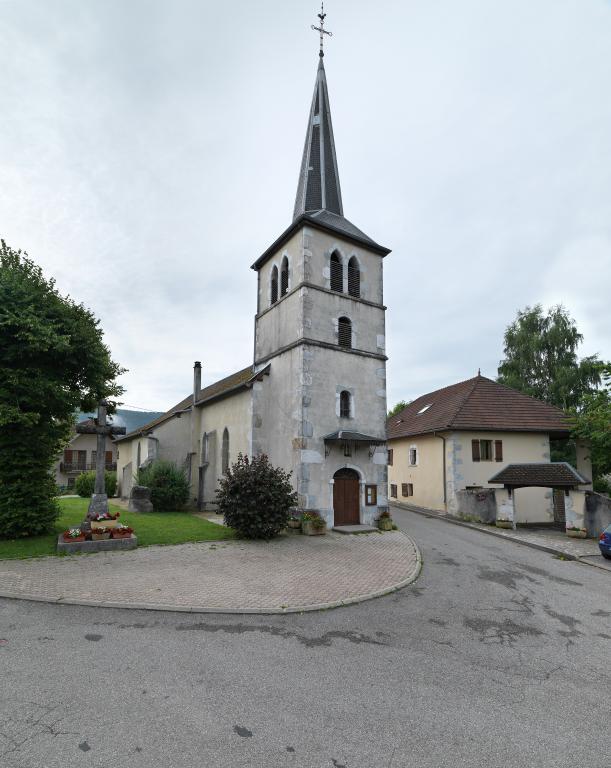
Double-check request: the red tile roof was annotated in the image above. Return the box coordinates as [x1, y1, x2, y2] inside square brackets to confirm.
[387, 375, 570, 440]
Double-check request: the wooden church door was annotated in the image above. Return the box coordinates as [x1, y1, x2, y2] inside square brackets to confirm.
[333, 469, 360, 525]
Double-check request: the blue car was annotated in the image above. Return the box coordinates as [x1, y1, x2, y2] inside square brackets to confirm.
[599, 525, 611, 560]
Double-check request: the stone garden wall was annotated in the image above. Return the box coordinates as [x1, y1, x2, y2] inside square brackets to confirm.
[455, 488, 497, 523]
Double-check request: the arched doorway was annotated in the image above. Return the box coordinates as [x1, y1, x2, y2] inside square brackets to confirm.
[333, 468, 360, 525]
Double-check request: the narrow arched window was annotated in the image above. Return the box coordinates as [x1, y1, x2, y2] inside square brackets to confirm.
[338, 317, 352, 348]
[270, 266, 278, 306]
[330, 252, 343, 292]
[340, 390, 351, 418]
[348, 256, 360, 298]
[280, 256, 289, 297]
[221, 428, 229, 474]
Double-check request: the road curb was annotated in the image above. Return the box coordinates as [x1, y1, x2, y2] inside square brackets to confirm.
[0, 532, 423, 615]
[392, 503, 611, 573]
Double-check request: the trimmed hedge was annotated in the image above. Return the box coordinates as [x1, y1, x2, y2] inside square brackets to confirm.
[138, 461, 190, 512]
[75, 470, 117, 498]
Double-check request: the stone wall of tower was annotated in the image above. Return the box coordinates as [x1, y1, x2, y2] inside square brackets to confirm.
[252, 224, 389, 525]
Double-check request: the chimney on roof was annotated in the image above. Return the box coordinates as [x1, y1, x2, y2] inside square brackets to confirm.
[193, 361, 202, 405]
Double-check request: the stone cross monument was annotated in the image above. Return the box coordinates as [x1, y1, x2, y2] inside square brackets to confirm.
[76, 400, 126, 520]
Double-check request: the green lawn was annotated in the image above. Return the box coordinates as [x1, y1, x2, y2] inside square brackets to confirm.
[0, 497, 234, 560]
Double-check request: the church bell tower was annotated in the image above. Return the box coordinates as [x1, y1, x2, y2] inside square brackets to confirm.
[250, 9, 390, 526]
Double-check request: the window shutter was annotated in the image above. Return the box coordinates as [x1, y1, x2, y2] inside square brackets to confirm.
[105, 451, 113, 465]
[390, 484, 397, 498]
[494, 440, 503, 462]
[280, 259, 289, 296]
[330, 253, 343, 292]
[388, 449, 393, 466]
[337, 317, 352, 348]
[347, 257, 360, 298]
[408, 483, 414, 497]
[471, 439, 480, 462]
[401, 483, 408, 497]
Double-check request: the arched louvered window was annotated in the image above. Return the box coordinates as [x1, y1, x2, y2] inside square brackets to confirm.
[340, 390, 351, 418]
[280, 256, 289, 297]
[348, 256, 360, 298]
[330, 252, 343, 292]
[221, 428, 229, 474]
[270, 266, 278, 305]
[338, 317, 352, 348]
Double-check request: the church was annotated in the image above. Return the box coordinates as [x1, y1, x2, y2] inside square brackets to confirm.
[115, 31, 391, 527]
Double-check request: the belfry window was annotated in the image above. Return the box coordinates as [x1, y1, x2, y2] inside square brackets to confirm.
[340, 390, 351, 418]
[270, 266, 278, 305]
[338, 317, 352, 348]
[280, 256, 289, 297]
[330, 252, 343, 292]
[347, 256, 360, 298]
[221, 428, 229, 474]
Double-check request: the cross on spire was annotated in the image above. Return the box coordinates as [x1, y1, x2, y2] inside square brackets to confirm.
[311, 2, 332, 57]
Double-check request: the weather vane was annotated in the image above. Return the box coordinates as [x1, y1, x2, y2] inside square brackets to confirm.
[311, 2, 332, 57]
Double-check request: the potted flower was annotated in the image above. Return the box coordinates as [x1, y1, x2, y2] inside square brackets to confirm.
[287, 515, 302, 531]
[112, 524, 134, 539]
[377, 510, 393, 531]
[62, 528, 86, 543]
[91, 526, 112, 541]
[91, 511, 120, 531]
[566, 526, 587, 539]
[496, 518, 513, 529]
[301, 512, 327, 536]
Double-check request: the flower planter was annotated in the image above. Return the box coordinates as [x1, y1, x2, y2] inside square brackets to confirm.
[377, 518, 393, 531]
[566, 529, 587, 539]
[287, 519, 302, 530]
[112, 532, 133, 539]
[63, 535, 86, 543]
[495, 520, 513, 529]
[91, 532, 111, 541]
[91, 519, 119, 530]
[302, 521, 326, 536]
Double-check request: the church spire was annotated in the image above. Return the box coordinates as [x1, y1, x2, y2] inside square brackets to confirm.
[293, 9, 343, 220]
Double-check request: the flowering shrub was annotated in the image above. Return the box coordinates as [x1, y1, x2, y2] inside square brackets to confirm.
[216, 453, 297, 539]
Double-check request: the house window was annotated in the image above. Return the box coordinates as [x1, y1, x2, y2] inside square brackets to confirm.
[280, 256, 289, 297]
[347, 256, 360, 298]
[388, 448, 393, 466]
[409, 447, 417, 466]
[339, 390, 351, 418]
[365, 485, 377, 506]
[338, 317, 352, 348]
[402, 483, 413, 497]
[270, 265, 278, 305]
[330, 252, 343, 292]
[221, 428, 229, 474]
[472, 439, 493, 462]
[390, 484, 397, 498]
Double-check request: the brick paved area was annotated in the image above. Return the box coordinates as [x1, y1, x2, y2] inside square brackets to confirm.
[0, 531, 420, 613]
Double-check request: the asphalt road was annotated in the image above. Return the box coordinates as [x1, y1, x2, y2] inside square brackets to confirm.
[1, 508, 609, 768]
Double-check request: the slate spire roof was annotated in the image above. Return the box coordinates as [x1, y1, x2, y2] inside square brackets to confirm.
[293, 56, 343, 219]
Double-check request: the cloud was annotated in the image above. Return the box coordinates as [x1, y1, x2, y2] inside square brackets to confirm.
[1, 0, 610, 410]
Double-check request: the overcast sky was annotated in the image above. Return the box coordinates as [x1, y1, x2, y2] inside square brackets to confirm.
[2, 0, 610, 411]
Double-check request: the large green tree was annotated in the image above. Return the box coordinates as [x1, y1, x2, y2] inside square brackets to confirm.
[570, 366, 611, 491]
[0, 240, 124, 537]
[497, 304, 604, 410]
